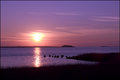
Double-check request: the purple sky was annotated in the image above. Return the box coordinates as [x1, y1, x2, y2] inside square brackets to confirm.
[1, 1, 119, 46]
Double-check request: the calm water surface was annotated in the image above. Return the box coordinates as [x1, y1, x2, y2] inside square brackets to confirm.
[1, 47, 119, 68]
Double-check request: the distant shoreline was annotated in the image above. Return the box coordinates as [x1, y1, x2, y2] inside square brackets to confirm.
[1, 46, 119, 48]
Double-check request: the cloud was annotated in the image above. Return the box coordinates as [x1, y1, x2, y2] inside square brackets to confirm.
[1, 36, 30, 42]
[1, 36, 17, 39]
[1, 40, 29, 42]
[28, 11, 81, 16]
[33, 27, 81, 35]
[27, 12, 50, 15]
[54, 12, 81, 16]
[102, 17, 119, 20]
[92, 16, 119, 22]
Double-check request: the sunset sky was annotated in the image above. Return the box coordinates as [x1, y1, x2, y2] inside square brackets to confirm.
[1, 1, 119, 47]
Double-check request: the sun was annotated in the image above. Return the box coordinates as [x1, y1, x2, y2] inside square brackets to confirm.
[32, 33, 43, 42]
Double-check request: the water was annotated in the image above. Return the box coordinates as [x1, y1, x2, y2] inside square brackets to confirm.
[1, 47, 119, 68]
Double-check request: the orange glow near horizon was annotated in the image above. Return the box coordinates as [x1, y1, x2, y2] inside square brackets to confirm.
[34, 47, 41, 67]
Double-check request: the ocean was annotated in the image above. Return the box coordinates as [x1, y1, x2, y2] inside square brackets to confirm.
[1, 46, 119, 68]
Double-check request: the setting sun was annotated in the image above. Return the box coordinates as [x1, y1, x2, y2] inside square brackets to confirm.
[32, 33, 43, 42]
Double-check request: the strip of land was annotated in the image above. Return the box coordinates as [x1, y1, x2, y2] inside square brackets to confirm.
[66, 53, 120, 63]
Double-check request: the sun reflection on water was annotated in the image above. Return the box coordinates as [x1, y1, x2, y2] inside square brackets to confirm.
[34, 47, 41, 67]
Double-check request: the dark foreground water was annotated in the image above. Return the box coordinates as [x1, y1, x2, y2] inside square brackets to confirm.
[1, 47, 119, 68]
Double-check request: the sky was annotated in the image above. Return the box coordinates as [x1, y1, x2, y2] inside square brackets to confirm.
[1, 1, 119, 47]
